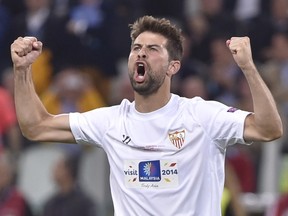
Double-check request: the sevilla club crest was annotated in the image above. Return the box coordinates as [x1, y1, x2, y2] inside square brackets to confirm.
[168, 130, 185, 149]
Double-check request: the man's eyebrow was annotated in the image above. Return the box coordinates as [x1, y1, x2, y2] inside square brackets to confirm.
[147, 44, 162, 48]
[132, 43, 162, 48]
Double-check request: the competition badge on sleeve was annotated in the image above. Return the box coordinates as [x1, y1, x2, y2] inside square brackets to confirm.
[124, 160, 179, 189]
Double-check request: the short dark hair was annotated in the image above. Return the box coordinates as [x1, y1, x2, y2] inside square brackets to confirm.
[129, 16, 184, 61]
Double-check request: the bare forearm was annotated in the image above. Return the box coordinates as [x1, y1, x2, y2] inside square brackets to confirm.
[243, 63, 283, 140]
[14, 66, 51, 139]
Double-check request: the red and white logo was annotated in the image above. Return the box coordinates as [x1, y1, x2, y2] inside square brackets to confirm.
[168, 130, 185, 149]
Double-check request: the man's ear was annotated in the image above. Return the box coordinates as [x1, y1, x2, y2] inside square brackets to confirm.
[167, 60, 181, 76]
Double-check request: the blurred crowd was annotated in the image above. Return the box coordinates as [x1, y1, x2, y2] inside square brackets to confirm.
[1, 0, 288, 215]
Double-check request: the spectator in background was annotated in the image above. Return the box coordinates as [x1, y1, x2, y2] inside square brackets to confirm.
[184, 0, 241, 63]
[42, 152, 97, 216]
[108, 0, 144, 64]
[0, 86, 21, 155]
[0, 152, 34, 216]
[8, 0, 88, 82]
[9, 0, 52, 42]
[269, 0, 288, 33]
[62, 0, 118, 102]
[66, 0, 116, 77]
[223, 0, 263, 22]
[41, 66, 106, 114]
[239, 0, 288, 63]
[222, 0, 271, 18]
[183, 0, 200, 18]
[8, 0, 56, 95]
[41, 66, 106, 156]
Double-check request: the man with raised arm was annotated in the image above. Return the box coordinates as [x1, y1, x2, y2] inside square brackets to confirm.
[11, 16, 282, 215]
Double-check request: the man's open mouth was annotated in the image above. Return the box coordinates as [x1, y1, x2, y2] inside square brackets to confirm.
[137, 63, 145, 76]
[134, 62, 146, 83]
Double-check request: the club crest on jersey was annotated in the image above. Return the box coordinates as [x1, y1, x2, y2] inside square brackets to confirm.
[168, 130, 185, 149]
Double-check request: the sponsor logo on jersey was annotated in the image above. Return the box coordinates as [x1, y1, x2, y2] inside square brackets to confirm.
[168, 130, 185, 149]
[124, 160, 179, 188]
[139, 160, 161, 182]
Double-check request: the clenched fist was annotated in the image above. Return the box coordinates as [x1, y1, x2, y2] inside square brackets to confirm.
[226, 37, 254, 71]
[11, 37, 42, 70]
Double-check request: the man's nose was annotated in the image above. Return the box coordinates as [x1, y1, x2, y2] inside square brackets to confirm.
[137, 48, 147, 58]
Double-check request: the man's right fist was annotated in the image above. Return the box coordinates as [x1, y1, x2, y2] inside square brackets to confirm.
[11, 37, 43, 69]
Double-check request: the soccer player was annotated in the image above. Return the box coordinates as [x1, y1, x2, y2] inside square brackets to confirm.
[11, 16, 282, 215]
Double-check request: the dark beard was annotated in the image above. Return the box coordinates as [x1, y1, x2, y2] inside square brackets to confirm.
[129, 72, 165, 96]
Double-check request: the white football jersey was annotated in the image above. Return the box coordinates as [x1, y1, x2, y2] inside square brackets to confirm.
[69, 94, 251, 216]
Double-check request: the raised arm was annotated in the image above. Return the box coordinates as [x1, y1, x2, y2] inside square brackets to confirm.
[227, 37, 283, 142]
[11, 37, 75, 143]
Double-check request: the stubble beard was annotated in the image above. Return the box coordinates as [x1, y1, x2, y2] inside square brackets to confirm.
[129, 69, 166, 96]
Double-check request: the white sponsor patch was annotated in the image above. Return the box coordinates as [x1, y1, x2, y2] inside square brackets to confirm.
[124, 159, 179, 189]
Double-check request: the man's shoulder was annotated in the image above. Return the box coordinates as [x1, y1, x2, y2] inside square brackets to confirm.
[106, 98, 133, 114]
[176, 95, 208, 108]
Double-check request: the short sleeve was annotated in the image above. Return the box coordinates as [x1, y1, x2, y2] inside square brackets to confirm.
[193, 100, 251, 149]
[69, 108, 112, 147]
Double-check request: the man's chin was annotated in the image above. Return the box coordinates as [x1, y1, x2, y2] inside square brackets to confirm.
[133, 86, 159, 96]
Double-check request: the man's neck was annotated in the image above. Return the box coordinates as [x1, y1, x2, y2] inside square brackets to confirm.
[134, 92, 171, 113]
